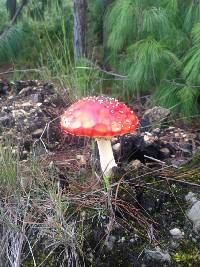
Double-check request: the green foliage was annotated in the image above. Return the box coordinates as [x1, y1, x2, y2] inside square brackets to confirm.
[183, 23, 200, 84]
[0, 140, 18, 193]
[0, 25, 24, 63]
[154, 84, 198, 117]
[105, 0, 200, 117]
[105, 0, 138, 52]
[126, 38, 179, 91]
[6, 0, 17, 19]
[141, 7, 171, 39]
[0, 2, 9, 31]
[183, 1, 200, 32]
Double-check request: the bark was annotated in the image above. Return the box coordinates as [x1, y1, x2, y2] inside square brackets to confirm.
[6, 0, 17, 20]
[73, 0, 87, 59]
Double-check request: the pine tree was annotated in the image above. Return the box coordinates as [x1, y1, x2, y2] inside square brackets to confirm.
[104, 0, 200, 117]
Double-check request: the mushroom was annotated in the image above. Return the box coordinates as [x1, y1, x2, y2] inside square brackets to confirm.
[60, 96, 138, 187]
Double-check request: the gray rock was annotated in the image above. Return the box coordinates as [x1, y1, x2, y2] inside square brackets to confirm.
[30, 93, 44, 103]
[140, 106, 170, 132]
[112, 142, 121, 152]
[18, 86, 32, 96]
[145, 247, 171, 263]
[169, 228, 184, 240]
[105, 235, 116, 250]
[160, 147, 171, 158]
[187, 200, 200, 231]
[0, 113, 14, 127]
[185, 192, 198, 204]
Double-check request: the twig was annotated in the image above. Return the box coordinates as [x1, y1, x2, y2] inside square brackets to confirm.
[33, 116, 61, 154]
[144, 155, 166, 165]
[0, 68, 45, 76]
[76, 66, 127, 79]
[157, 175, 200, 188]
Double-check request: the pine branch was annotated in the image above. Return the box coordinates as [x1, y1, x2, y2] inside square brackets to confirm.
[10, 0, 28, 25]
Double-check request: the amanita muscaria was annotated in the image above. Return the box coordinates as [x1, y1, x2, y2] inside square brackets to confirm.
[61, 96, 138, 187]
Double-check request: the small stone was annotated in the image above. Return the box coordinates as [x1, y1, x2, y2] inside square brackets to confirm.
[160, 147, 170, 158]
[0, 114, 13, 127]
[152, 128, 160, 134]
[20, 150, 28, 160]
[145, 247, 171, 263]
[140, 106, 170, 132]
[44, 98, 51, 105]
[18, 86, 32, 96]
[105, 235, 116, 250]
[180, 144, 193, 156]
[130, 159, 142, 170]
[2, 106, 12, 113]
[21, 102, 32, 108]
[36, 102, 43, 107]
[30, 93, 44, 103]
[76, 154, 86, 165]
[169, 228, 184, 239]
[112, 142, 121, 152]
[170, 241, 180, 249]
[48, 161, 54, 168]
[32, 128, 43, 138]
[144, 135, 150, 142]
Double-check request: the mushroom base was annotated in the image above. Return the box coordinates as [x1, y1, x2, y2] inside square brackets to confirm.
[96, 138, 117, 178]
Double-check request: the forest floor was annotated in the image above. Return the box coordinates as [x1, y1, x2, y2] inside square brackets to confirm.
[0, 80, 200, 266]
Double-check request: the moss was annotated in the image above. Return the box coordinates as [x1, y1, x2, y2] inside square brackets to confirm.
[172, 239, 200, 266]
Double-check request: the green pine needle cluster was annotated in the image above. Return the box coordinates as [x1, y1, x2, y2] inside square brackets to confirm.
[105, 0, 200, 117]
[0, 25, 23, 63]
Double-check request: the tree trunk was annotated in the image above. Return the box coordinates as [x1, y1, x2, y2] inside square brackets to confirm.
[73, 0, 87, 59]
[6, 0, 17, 20]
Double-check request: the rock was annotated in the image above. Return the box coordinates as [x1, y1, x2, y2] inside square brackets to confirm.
[21, 102, 32, 108]
[23, 140, 32, 151]
[32, 128, 43, 138]
[18, 86, 32, 96]
[129, 159, 142, 170]
[185, 192, 198, 204]
[44, 98, 51, 105]
[143, 132, 158, 144]
[2, 106, 12, 113]
[43, 82, 54, 93]
[76, 154, 87, 165]
[170, 241, 180, 249]
[160, 147, 171, 158]
[179, 144, 193, 157]
[105, 235, 116, 250]
[20, 150, 28, 160]
[187, 200, 200, 231]
[30, 93, 44, 103]
[140, 106, 170, 132]
[112, 142, 121, 152]
[0, 113, 14, 127]
[144, 247, 171, 263]
[169, 228, 184, 240]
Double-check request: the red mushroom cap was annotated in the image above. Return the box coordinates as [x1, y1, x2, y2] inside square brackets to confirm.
[61, 96, 138, 137]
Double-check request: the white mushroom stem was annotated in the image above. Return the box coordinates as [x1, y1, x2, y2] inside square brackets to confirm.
[96, 138, 117, 176]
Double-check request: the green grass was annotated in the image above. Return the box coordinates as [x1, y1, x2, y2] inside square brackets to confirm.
[0, 140, 19, 194]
